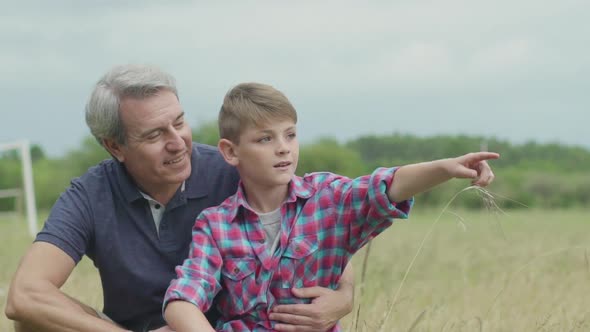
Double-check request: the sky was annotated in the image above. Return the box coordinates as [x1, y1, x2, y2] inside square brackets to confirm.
[1, 1, 588, 157]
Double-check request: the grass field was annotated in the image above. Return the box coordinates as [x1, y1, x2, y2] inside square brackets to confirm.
[1, 208, 589, 331]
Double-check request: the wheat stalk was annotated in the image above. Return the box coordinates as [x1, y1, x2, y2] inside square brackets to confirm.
[377, 185, 503, 332]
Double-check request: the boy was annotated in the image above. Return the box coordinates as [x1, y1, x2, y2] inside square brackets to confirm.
[163, 83, 499, 331]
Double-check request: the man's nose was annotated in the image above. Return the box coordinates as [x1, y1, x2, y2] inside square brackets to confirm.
[166, 128, 185, 151]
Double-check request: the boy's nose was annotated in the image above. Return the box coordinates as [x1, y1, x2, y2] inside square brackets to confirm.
[277, 140, 290, 155]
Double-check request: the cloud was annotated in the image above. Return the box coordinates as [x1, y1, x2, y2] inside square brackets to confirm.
[0, 1, 588, 155]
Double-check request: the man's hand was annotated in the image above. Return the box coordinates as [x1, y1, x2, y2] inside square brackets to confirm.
[270, 286, 353, 332]
[149, 326, 174, 332]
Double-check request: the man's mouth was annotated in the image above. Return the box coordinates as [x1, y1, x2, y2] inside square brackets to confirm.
[164, 153, 185, 165]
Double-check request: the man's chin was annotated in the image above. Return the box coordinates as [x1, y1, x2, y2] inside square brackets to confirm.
[165, 167, 191, 183]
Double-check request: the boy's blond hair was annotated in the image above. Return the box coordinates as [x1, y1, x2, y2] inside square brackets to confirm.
[219, 82, 297, 143]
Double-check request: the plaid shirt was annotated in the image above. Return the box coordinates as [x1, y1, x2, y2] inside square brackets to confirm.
[164, 167, 412, 331]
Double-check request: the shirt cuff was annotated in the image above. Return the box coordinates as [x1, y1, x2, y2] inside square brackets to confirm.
[370, 167, 413, 219]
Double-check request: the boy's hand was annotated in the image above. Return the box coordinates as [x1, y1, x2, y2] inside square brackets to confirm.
[448, 152, 499, 187]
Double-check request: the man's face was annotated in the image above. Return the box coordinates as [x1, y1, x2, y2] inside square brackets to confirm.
[109, 90, 192, 198]
[232, 119, 299, 191]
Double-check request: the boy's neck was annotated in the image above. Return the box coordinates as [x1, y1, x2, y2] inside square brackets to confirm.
[242, 182, 289, 213]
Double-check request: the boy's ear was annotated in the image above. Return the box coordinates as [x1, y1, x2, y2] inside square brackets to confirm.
[103, 138, 125, 162]
[218, 138, 239, 166]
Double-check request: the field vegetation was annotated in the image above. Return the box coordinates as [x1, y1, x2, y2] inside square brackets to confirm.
[1, 124, 589, 330]
[1, 208, 589, 331]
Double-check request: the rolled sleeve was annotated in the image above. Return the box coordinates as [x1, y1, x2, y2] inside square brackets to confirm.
[35, 180, 93, 264]
[337, 167, 413, 251]
[370, 167, 413, 219]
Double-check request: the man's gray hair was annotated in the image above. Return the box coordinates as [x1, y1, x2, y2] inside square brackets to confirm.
[85, 64, 178, 146]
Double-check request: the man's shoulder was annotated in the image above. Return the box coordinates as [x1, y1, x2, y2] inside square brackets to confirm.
[193, 143, 230, 167]
[193, 143, 221, 158]
[72, 158, 118, 187]
[192, 143, 237, 175]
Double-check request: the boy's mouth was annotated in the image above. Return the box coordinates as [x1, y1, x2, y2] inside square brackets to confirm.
[274, 161, 291, 168]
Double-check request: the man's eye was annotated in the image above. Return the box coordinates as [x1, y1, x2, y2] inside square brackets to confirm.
[174, 121, 184, 128]
[147, 131, 161, 140]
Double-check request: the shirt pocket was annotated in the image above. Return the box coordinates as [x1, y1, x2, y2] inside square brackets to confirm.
[279, 235, 319, 289]
[220, 257, 259, 315]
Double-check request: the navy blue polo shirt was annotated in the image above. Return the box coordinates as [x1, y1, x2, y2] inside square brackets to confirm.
[36, 143, 239, 331]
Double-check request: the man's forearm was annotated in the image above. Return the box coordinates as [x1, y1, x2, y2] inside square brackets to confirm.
[6, 283, 127, 332]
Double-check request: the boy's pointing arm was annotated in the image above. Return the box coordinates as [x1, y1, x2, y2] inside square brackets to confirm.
[387, 152, 499, 203]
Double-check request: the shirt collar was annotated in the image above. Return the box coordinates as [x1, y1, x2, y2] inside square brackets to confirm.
[227, 175, 315, 222]
[115, 160, 144, 203]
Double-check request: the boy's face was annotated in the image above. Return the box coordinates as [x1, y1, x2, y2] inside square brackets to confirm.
[232, 119, 299, 190]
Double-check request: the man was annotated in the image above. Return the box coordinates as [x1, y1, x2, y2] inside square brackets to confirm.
[5, 64, 354, 332]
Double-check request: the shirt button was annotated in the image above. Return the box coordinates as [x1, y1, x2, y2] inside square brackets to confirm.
[154, 204, 161, 209]
[233, 267, 240, 274]
[258, 238, 265, 244]
[295, 246, 301, 252]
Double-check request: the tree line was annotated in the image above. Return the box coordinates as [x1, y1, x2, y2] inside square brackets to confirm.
[1, 122, 589, 212]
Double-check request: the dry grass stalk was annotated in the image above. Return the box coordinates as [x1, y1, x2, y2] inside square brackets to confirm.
[377, 185, 499, 332]
[350, 240, 373, 332]
[406, 309, 426, 332]
[585, 249, 590, 278]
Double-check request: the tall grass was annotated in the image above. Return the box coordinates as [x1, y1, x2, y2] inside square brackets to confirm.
[343, 208, 590, 331]
[1, 208, 589, 331]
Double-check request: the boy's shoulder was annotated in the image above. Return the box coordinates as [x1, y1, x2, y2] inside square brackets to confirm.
[300, 171, 350, 188]
[196, 172, 353, 223]
[198, 190, 242, 223]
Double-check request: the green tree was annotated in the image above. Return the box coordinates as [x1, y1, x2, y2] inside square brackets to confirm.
[192, 121, 219, 146]
[298, 138, 367, 178]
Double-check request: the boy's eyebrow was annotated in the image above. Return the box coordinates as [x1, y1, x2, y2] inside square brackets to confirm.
[257, 125, 296, 134]
[139, 112, 185, 138]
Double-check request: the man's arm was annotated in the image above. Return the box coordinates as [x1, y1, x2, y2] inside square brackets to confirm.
[164, 301, 214, 332]
[5, 242, 128, 332]
[388, 152, 499, 202]
[270, 262, 355, 332]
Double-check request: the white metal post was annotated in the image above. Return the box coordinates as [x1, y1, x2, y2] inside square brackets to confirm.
[20, 141, 38, 237]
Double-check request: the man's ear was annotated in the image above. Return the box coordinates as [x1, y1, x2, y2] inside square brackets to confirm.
[218, 138, 239, 166]
[103, 138, 125, 163]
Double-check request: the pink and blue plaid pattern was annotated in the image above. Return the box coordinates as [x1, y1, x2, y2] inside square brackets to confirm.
[164, 167, 412, 331]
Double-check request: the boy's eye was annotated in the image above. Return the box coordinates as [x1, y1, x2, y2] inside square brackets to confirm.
[287, 132, 297, 139]
[258, 136, 271, 143]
